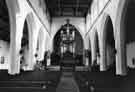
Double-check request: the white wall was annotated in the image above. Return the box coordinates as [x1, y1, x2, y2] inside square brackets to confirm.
[106, 45, 115, 66]
[0, 40, 9, 69]
[126, 42, 135, 68]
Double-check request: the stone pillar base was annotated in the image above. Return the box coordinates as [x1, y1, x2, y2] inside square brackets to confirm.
[100, 65, 107, 71]
[22, 65, 34, 71]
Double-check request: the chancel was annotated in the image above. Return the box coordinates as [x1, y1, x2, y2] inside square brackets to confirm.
[0, 0, 135, 92]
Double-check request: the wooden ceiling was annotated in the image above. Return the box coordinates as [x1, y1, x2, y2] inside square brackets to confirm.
[45, 0, 93, 17]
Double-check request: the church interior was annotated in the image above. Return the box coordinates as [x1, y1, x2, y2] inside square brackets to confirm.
[0, 0, 135, 92]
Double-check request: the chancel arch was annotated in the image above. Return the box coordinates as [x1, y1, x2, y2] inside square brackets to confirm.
[52, 20, 84, 66]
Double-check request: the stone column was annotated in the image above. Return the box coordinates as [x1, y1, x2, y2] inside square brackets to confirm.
[100, 37, 107, 71]
[85, 53, 89, 66]
[46, 51, 51, 66]
[37, 28, 46, 61]
[91, 36, 97, 66]
[116, 30, 127, 75]
[8, 15, 25, 75]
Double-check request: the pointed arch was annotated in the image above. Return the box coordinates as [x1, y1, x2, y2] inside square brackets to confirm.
[101, 15, 116, 72]
[20, 12, 36, 71]
[52, 23, 84, 66]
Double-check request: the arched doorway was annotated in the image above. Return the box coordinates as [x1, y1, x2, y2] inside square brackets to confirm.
[0, 0, 10, 69]
[92, 31, 100, 71]
[104, 16, 116, 72]
[20, 20, 29, 70]
[122, 1, 135, 69]
[52, 23, 84, 66]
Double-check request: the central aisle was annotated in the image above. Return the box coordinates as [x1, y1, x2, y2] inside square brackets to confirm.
[56, 72, 80, 92]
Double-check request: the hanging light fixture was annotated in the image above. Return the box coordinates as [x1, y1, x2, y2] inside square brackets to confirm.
[66, 19, 70, 36]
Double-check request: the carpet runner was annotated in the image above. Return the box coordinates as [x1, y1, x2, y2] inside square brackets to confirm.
[56, 72, 80, 92]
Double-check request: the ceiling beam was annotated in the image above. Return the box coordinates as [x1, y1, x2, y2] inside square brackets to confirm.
[46, 0, 92, 17]
[75, 0, 79, 16]
[48, 4, 89, 8]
